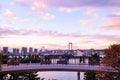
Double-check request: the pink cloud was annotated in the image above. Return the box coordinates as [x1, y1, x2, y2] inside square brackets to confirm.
[107, 11, 120, 18]
[90, 35, 120, 42]
[59, 8, 74, 13]
[12, 0, 120, 13]
[5, 9, 16, 19]
[40, 13, 56, 20]
[80, 19, 95, 26]
[85, 8, 95, 15]
[0, 27, 119, 44]
[0, 27, 119, 49]
[16, 0, 29, 5]
[0, 27, 18, 35]
[104, 24, 120, 30]
[104, 12, 120, 30]
[34, 43, 67, 50]
[32, 1, 48, 13]
[35, 0, 120, 8]
[0, 27, 68, 37]
[103, 18, 120, 30]
[11, 0, 30, 6]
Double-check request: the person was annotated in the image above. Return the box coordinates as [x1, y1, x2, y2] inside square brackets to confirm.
[82, 55, 85, 63]
[79, 57, 82, 64]
[64, 55, 69, 64]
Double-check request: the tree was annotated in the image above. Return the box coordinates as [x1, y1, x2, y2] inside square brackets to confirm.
[89, 53, 100, 65]
[8, 72, 40, 80]
[0, 51, 2, 72]
[2, 54, 8, 64]
[84, 71, 98, 80]
[100, 44, 120, 80]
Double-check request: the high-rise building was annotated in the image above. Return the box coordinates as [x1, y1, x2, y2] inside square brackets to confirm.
[29, 47, 33, 54]
[13, 48, 19, 55]
[13, 48, 17, 54]
[34, 48, 38, 54]
[21, 47, 27, 54]
[3, 47, 8, 54]
[16, 49, 19, 54]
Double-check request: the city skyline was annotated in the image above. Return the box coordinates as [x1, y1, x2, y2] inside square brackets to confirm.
[0, 0, 120, 49]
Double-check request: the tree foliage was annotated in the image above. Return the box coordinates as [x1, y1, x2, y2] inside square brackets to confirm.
[0, 51, 2, 72]
[103, 44, 120, 72]
[1, 72, 41, 80]
[100, 44, 120, 80]
[84, 71, 97, 80]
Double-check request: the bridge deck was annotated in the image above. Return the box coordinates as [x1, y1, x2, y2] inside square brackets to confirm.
[2, 64, 117, 73]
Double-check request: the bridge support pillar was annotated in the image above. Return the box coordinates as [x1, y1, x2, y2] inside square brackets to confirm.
[77, 72, 80, 80]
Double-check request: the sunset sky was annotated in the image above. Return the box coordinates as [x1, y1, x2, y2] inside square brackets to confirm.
[0, 0, 120, 50]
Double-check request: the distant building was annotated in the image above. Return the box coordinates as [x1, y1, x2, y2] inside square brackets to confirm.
[13, 48, 17, 54]
[29, 47, 33, 54]
[41, 49, 78, 56]
[21, 47, 27, 54]
[34, 48, 38, 54]
[13, 48, 19, 55]
[83, 49, 105, 57]
[74, 49, 84, 56]
[3, 47, 8, 54]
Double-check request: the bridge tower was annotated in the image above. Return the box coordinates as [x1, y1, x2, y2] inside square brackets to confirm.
[68, 42, 72, 50]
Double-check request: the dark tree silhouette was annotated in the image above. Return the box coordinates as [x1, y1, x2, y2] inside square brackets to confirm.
[8, 72, 40, 80]
[84, 71, 98, 80]
[89, 53, 100, 65]
[0, 51, 2, 72]
[98, 44, 120, 80]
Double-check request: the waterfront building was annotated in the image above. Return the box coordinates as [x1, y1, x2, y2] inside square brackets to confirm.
[34, 48, 38, 54]
[3, 47, 8, 54]
[21, 47, 27, 55]
[13, 48, 19, 55]
[29, 47, 33, 54]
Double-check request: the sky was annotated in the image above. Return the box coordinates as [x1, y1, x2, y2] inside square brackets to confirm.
[0, 0, 120, 50]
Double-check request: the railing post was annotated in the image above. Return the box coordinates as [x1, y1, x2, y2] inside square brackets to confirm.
[77, 72, 80, 80]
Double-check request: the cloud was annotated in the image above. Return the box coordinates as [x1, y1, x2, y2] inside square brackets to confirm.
[22, 18, 30, 22]
[90, 35, 120, 42]
[0, 27, 18, 35]
[34, 43, 67, 49]
[0, 27, 119, 45]
[36, 0, 120, 8]
[12, 0, 120, 13]
[0, 27, 68, 37]
[103, 11, 120, 30]
[0, 27, 119, 49]
[107, 11, 120, 18]
[85, 8, 95, 15]
[40, 13, 56, 20]
[32, 1, 48, 13]
[5, 9, 16, 19]
[11, 0, 30, 6]
[80, 19, 95, 26]
[59, 8, 74, 13]
[104, 23, 120, 30]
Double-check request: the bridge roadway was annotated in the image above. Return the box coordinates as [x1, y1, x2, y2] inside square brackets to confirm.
[2, 63, 117, 73]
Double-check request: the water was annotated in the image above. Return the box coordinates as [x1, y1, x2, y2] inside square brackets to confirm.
[37, 58, 88, 80]
[38, 72, 84, 80]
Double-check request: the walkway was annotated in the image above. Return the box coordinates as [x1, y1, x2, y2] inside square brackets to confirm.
[2, 63, 117, 73]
